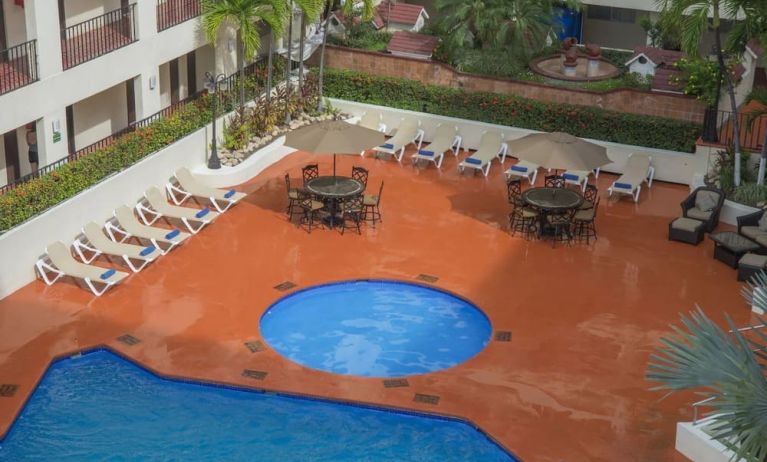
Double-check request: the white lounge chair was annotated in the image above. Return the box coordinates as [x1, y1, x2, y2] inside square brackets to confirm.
[357, 111, 386, 133]
[562, 169, 600, 192]
[607, 155, 654, 202]
[167, 168, 247, 213]
[73, 222, 160, 273]
[458, 131, 508, 177]
[106, 206, 190, 255]
[137, 186, 219, 234]
[372, 118, 424, 162]
[35, 241, 129, 296]
[411, 124, 461, 169]
[505, 161, 539, 185]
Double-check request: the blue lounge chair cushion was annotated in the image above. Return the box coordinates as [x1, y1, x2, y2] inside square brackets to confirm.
[165, 229, 181, 240]
[510, 165, 527, 173]
[100, 269, 116, 280]
[140, 246, 156, 257]
[195, 207, 210, 219]
[563, 173, 579, 181]
[465, 158, 482, 165]
[382, 143, 394, 149]
[418, 150, 434, 157]
[614, 182, 633, 190]
[224, 189, 236, 199]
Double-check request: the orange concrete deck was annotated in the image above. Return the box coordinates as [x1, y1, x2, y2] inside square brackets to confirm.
[0, 149, 755, 461]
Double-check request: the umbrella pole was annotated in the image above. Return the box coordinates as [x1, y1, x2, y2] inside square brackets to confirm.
[333, 153, 337, 182]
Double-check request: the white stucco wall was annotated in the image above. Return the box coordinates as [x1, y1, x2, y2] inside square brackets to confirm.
[72, 82, 128, 151]
[0, 126, 209, 299]
[64, 0, 122, 28]
[628, 58, 656, 78]
[2, 0, 28, 47]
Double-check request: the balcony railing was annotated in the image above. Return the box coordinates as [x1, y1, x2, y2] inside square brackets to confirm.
[703, 109, 767, 153]
[0, 40, 38, 95]
[61, 4, 137, 70]
[0, 90, 204, 196]
[157, 0, 202, 32]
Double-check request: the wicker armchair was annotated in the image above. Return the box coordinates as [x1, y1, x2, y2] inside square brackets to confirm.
[681, 186, 724, 232]
[737, 209, 767, 249]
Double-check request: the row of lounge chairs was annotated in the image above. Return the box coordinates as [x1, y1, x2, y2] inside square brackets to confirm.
[34, 168, 246, 297]
[358, 111, 656, 201]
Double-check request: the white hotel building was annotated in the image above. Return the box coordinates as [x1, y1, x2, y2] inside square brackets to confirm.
[0, 0, 227, 188]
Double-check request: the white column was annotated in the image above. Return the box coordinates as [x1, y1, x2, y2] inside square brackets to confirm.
[134, 70, 163, 119]
[24, 0, 63, 79]
[134, 0, 158, 40]
[36, 109, 69, 166]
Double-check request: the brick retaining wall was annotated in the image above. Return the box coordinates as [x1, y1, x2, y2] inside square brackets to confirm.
[313, 46, 706, 124]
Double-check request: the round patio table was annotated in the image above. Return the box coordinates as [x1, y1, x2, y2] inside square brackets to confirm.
[305, 176, 364, 227]
[522, 187, 583, 211]
[521, 187, 583, 239]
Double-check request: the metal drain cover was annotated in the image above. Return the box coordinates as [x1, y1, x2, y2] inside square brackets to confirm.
[116, 334, 141, 346]
[241, 369, 268, 380]
[415, 274, 439, 283]
[0, 384, 18, 397]
[383, 378, 409, 388]
[413, 393, 440, 405]
[244, 341, 265, 353]
[494, 331, 512, 342]
[273, 281, 297, 291]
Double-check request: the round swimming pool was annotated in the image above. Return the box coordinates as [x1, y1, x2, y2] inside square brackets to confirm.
[260, 280, 492, 377]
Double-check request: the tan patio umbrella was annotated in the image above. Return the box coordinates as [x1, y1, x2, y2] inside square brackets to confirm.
[507, 132, 611, 171]
[284, 120, 386, 179]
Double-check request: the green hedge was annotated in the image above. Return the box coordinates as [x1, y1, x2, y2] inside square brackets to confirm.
[0, 99, 212, 231]
[322, 69, 701, 153]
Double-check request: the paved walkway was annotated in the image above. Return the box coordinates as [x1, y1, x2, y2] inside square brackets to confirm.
[0, 149, 755, 461]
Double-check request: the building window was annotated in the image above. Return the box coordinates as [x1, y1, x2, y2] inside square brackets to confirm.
[587, 6, 636, 24]
[587, 5, 611, 21]
[611, 7, 636, 23]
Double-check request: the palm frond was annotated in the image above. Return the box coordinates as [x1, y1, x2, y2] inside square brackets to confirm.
[647, 305, 767, 460]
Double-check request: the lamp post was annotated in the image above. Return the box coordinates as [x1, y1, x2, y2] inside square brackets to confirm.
[205, 71, 228, 169]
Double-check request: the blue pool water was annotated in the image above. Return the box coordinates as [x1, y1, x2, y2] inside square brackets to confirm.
[0, 351, 516, 461]
[260, 280, 493, 377]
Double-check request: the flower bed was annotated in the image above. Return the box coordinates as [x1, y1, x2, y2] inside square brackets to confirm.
[322, 68, 701, 152]
[0, 100, 213, 231]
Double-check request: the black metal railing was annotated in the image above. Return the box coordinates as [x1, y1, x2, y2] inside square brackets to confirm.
[0, 40, 38, 95]
[0, 58, 276, 196]
[61, 4, 137, 70]
[0, 90, 205, 196]
[705, 109, 767, 152]
[157, 0, 201, 31]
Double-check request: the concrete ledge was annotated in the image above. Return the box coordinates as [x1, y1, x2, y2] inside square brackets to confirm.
[720, 199, 760, 227]
[676, 420, 741, 462]
[192, 136, 296, 188]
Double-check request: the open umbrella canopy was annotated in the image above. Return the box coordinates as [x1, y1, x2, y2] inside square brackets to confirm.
[284, 120, 385, 155]
[507, 132, 611, 172]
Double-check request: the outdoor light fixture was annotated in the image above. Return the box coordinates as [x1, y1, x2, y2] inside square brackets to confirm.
[149, 75, 157, 90]
[204, 71, 228, 170]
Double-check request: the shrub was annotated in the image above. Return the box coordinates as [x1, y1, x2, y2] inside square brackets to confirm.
[0, 99, 212, 231]
[328, 24, 392, 52]
[321, 68, 701, 152]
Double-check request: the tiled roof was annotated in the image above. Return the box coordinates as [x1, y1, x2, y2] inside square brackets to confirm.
[629, 46, 686, 67]
[372, 1, 426, 28]
[387, 31, 439, 57]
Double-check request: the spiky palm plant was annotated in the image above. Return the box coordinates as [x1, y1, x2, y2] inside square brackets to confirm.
[647, 297, 767, 460]
[202, 0, 287, 111]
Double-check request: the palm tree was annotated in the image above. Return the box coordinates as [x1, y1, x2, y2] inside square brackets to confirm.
[435, 0, 579, 52]
[317, 0, 375, 112]
[657, 0, 751, 187]
[295, 0, 322, 90]
[744, 89, 767, 185]
[647, 304, 767, 461]
[202, 0, 286, 112]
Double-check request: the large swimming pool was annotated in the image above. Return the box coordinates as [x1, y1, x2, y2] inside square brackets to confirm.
[260, 280, 493, 377]
[0, 351, 517, 461]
